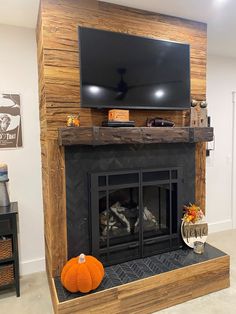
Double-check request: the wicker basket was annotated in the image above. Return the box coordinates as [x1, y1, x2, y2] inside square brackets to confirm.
[0, 237, 12, 260]
[0, 264, 14, 286]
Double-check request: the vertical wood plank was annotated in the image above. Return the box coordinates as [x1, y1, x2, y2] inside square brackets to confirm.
[195, 142, 206, 211]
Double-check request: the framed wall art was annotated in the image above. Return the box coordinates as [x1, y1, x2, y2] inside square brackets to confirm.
[0, 93, 22, 149]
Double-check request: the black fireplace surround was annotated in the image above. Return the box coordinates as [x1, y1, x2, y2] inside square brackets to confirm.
[65, 143, 195, 266]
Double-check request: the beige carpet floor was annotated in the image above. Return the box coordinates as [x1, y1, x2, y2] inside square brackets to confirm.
[0, 229, 235, 314]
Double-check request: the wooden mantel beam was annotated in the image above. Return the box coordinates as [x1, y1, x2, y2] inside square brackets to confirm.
[58, 127, 214, 146]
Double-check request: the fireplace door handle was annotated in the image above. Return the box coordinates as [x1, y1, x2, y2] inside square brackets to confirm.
[128, 243, 138, 249]
[145, 239, 157, 245]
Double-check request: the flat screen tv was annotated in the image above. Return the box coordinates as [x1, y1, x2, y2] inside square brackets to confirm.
[79, 27, 190, 110]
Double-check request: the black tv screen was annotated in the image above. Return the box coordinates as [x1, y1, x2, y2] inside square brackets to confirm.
[79, 27, 190, 110]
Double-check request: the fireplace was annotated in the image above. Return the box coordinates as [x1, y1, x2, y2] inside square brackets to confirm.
[65, 142, 195, 265]
[90, 168, 182, 265]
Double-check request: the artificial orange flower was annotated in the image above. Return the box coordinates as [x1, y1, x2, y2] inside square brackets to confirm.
[183, 203, 204, 224]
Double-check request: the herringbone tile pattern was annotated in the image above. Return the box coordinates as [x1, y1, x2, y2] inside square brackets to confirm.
[55, 244, 226, 302]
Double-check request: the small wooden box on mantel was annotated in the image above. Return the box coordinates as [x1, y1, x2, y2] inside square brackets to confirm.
[108, 109, 129, 122]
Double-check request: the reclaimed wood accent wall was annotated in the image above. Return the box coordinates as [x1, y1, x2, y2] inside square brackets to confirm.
[37, 0, 207, 277]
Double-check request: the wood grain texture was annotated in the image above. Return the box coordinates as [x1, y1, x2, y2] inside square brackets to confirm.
[37, 0, 208, 277]
[51, 256, 230, 314]
[58, 127, 213, 146]
[47, 140, 67, 275]
[41, 0, 207, 132]
[195, 142, 207, 211]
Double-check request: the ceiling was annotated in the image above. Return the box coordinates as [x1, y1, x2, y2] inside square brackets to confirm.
[0, 0, 235, 57]
[0, 0, 39, 29]
[103, 0, 236, 58]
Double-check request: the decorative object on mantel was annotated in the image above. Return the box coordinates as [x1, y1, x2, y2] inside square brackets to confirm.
[146, 117, 175, 127]
[0, 162, 10, 207]
[108, 109, 129, 122]
[191, 99, 207, 108]
[181, 203, 208, 249]
[66, 114, 80, 127]
[102, 109, 135, 127]
[190, 99, 208, 127]
[61, 253, 104, 293]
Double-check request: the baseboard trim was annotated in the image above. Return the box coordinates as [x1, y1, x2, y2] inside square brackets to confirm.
[19, 220, 232, 276]
[20, 257, 45, 275]
[208, 219, 233, 233]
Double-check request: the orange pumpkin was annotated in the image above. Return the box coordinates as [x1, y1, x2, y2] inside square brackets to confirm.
[61, 253, 104, 293]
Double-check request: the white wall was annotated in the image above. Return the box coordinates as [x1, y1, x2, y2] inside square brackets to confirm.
[0, 24, 44, 275]
[206, 54, 236, 232]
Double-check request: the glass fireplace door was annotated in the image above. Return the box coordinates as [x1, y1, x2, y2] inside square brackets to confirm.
[90, 168, 182, 266]
[90, 171, 141, 265]
[142, 169, 181, 256]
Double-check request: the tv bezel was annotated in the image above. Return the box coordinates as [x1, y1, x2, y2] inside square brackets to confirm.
[79, 26, 191, 111]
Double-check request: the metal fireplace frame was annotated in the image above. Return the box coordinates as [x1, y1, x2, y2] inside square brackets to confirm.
[90, 167, 184, 266]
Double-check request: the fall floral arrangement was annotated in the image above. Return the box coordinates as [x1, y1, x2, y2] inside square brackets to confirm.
[182, 203, 204, 224]
[66, 114, 80, 127]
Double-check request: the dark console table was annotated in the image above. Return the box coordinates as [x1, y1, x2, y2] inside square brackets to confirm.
[0, 202, 20, 297]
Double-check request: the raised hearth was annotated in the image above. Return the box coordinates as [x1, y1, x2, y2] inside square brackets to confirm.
[54, 244, 227, 302]
[51, 244, 229, 314]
